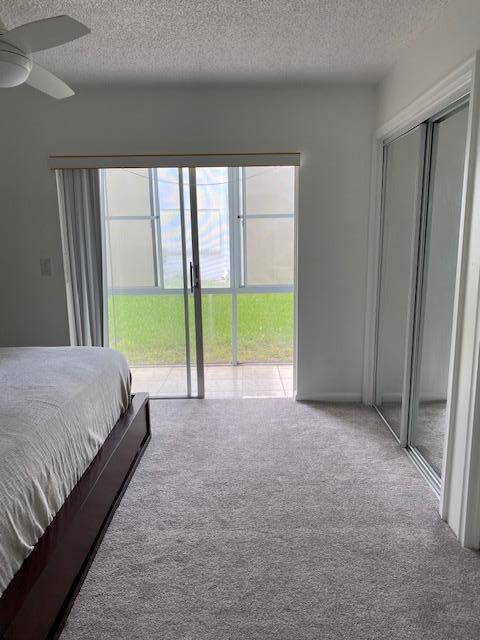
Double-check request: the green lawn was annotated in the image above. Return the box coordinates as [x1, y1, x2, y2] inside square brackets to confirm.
[108, 293, 293, 365]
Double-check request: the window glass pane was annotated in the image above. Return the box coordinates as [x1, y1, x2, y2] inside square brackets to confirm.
[237, 293, 293, 362]
[156, 168, 180, 210]
[196, 167, 230, 287]
[160, 210, 184, 289]
[246, 217, 294, 285]
[106, 219, 155, 287]
[157, 169, 191, 289]
[245, 166, 294, 214]
[108, 293, 187, 372]
[105, 168, 151, 217]
[201, 294, 231, 363]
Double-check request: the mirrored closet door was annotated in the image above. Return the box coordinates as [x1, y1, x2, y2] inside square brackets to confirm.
[375, 125, 425, 438]
[409, 104, 469, 477]
[375, 99, 469, 487]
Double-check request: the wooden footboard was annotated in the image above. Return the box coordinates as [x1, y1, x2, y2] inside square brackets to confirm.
[0, 393, 151, 640]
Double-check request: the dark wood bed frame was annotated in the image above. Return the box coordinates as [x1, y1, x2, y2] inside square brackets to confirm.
[0, 392, 151, 640]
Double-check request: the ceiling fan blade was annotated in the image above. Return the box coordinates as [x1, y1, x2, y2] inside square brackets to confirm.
[26, 62, 74, 99]
[1, 15, 89, 53]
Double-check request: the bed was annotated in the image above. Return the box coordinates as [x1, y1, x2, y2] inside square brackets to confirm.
[0, 347, 151, 640]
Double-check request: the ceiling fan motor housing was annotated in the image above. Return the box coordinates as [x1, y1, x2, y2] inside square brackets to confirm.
[0, 43, 32, 87]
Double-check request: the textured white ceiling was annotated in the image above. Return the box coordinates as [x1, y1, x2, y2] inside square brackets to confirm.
[0, 1, 451, 87]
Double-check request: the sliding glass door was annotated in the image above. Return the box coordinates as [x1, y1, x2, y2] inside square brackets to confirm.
[375, 100, 469, 486]
[101, 163, 296, 398]
[192, 165, 295, 366]
[102, 166, 203, 397]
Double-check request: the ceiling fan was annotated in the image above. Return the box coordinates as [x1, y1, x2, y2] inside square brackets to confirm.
[0, 15, 90, 99]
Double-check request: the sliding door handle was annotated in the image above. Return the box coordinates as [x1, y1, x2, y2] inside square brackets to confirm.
[189, 261, 200, 292]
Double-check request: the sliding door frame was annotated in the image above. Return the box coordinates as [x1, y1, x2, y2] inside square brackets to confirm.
[61, 154, 299, 399]
[228, 167, 241, 365]
[178, 168, 193, 397]
[188, 167, 205, 398]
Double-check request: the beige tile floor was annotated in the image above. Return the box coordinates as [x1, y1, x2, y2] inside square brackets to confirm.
[131, 364, 294, 398]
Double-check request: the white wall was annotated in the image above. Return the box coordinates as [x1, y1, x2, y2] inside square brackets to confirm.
[0, 85, 374, 400]
[377, 0, 480, 127]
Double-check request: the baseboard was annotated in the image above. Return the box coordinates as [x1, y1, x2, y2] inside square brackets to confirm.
[380, 392, 403, 402]
[419, 394, 448, 402]
[295, 392, 363, 403]
[379, 392, 447, 403]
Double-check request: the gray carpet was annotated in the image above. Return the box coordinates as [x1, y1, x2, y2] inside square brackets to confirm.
[61, 400, 480, 640]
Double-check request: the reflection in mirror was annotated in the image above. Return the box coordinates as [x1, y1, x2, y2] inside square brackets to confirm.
[375, 126, 423, 437]
[410, 105, 469, 476]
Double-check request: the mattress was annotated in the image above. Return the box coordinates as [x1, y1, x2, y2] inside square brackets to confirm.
[0, 346, 131, 595]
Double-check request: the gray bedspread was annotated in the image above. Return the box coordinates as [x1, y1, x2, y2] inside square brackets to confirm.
[0, 346, 131, 595]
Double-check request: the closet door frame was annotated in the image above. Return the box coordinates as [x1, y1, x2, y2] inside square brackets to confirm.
[403, 117, 440, 489]
[364, 60, 474, 408]
[375, 99, 470, 492]
[365, 55, 480, 547]
[397, 123, 429, 449]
